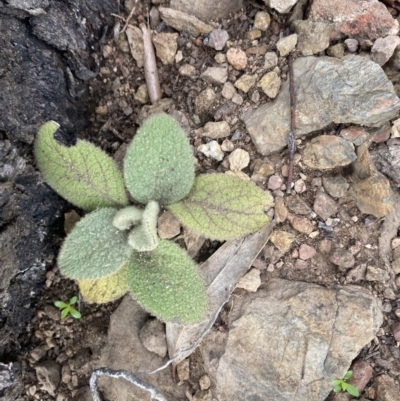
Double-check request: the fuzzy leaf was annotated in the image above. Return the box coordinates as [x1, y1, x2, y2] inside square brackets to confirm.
[34, 121, 128, 211]
[127, 240, 207, 324]
[342, 383, 359, 397]
[58, 208, 133, 280]
[113, 206, 144, 230]
[124, 114, 195, 205]
[168, 174, 272, 240]
[78, 264, 129, 304]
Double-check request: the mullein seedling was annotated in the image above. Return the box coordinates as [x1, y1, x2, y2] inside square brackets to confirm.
[332, 371, 359, 397]
[54, 296, 82, 319]
[34, 114, 273, 324]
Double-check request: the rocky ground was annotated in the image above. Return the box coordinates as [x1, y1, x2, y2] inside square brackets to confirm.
[2, 0, 400, 400]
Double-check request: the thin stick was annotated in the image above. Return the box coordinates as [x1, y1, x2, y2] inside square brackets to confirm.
[121, 1, 138, 34]
[286, 53, 296, 195]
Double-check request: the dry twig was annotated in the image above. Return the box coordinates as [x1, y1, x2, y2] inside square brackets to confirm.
[286, 53, 296, 195]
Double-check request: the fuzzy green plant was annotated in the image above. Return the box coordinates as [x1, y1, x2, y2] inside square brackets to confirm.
[54, 296, 82, 319]
[332, 371, 359, 397]
[34, 114, 272, 324]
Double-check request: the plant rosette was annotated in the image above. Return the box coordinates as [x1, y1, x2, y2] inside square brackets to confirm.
[34, 113, 273, 324]
[54, 296, 82, 319]
[332, 370, 360, 397]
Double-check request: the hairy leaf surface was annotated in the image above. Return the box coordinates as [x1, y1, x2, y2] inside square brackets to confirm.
[58, 208, 133, 280]
[34, 121, 128, 211]
[124, 114, 195, 205]
[79, 264, 129, 304]
[168, 174, 272, 240]
[127, 240, 207, 324]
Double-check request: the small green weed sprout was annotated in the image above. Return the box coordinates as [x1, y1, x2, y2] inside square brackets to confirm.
[34, 114, 273, 324]
[332, 370, 359, 397]
[54, 296, 82, 319]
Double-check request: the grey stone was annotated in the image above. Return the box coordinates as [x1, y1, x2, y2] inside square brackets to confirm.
[257, 71, 281, 98]
[371, 35, 400, 66]
[216, 279, 383, 401]
[208, 28, 229, 51]
[242, 56, 400, 156]
[345, 39, 358, 53]
[276, 34, 297, 56]
[313, 192, 338, 220]
[329, 249, 355, 269]
[170, 0, 242, 21]
[202, 121, 230, 139]
[254, 11, 271, 31]
[198, 141, 224, 161]
[264, 51, 278, 69]
[285, 194, 312, 215]
[322, 176, 349, 198]
[179, 64, 196, 77]
[139, 319, 167, 358]
[0, 362, 14, 392]
[201, 66, 228, 85]
[221, 82, 236, 100]
[125, 26, 144, 68]
[195, 88, 216, 114]
[292, 20, 333, 56]
[35, 360, 61, 396]
[263, 0, 299, 13]
[366, 266, 390, 282]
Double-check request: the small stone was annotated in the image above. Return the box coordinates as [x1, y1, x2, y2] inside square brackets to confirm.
[237, 269, 261, 292]
[139, 319, 167, 358]
[35, 361, 61, 396]
[199, 375, 211, 391]
[345, 38, 359, 52]
[371, 126, 391, 143]
[391, 258, 400, 274]
[374, 374, 400, 401]
[208, 28, 229, 51]
[299, 244, 316, 260]
[179, 64, 196, 77]
[44, 305, 61, 321]
[176, 358, 190, 382]
[257, 71, 281, 98]
[294, 179, 306, 193]
[126, 26, 145, 67]
[194, 389, 212, 401]
[270, 230, 296, 253]
[319, 239, 332, 253]
[267, 175, 284, 190]
[203, 121, 230, 139]
[313, 192, 338, 220]
[391, 117, 400, 138]
[292, 21, 333, 56]
[350, 360, 373, 395]
[251, 90, 260, 103]
[246, 29, 262, 40]
[287, 213, 314, 234]
[175, 50, 183, 63]
[365, 266, 390, 282]
[229, 148, 250, 172]
[254, 11, 271, 31]
[393, 322, 400, 341]
[329, 249, 355, 269]
[295, 259, 309, 269]
[326, 43, 345, 58]
[231, 93, 244, 105]
[197, 141, 224, 161]
[152, 32, 179, 65]
[201, 66, 228, 85]
[134, 84, 149, 104]
[252, 258, 267, 270]
[61, 364, 71, 384]
[226, 47, 248, 70]
[276, 34, 298, 57]
[195, 88, 216, 114]
[322, 176, 349, 198]
[285, 195, 312, 215]
[345, 264, 367, 283]
[251, 160, 274, 183]
[221, 139, 234, 152]
[264, 52, 278, 69]
[274, 197, 288, 223]
[383, 287, 396, 300]
[103, 45, 113, 59]
[234, 74, 257, 93]
[303, 135, 357, 169]
[95, 105, 108, 115]
[371, 35, 400, 66]
[221, 81, 236, 99]
[30, 345, 48, 362]
[215, 53, 226, 63]
[340, 126, 370, 146]
[157, 211, 180, 239]
[392, 237, 400, 249]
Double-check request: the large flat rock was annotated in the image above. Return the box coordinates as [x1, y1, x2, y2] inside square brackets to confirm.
[216, 279, 383, 401]
[242, 55, 400, 156]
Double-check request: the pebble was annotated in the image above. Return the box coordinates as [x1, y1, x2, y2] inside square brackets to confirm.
[44, 305, 61, 321]
[322, 176, 349, 198]
[391, 117, 400, 138]
[276, 34, 297, 57]
[197, 141, 224, 161]
[102, 44, 113, 59]
[195, 88, 216, 114]
[329, 249, 355, 269]
[134, 84, 149, 104]
[176, 358, 190, 382]
[234, 74, 258, 93]
[30, 345, 48, 362]
[215, 53, 226, 63]
[252, 258, 267, 270]
[292, 20, 333, 56]
[294, 179, 306, 193]
[208, 28, 229, 50]
[285, 195, 312, 215]
[139, 319, 167, 358]
[179, 64, 196, 77]
[251, 160, 274, 183]
[313, 192, 338, 220]
[391, 258, 400, 274]
[287, 213, 314, 234]
[231, 93, 244, 105]
[365, 266, 390, 282]
[371, 35, 400, 66]
[194, 389, 212, 401]
[221, 81, 236, 99]
[298, 244, 316, 260]
[236, 268, 261, 292]
[374, 374, 400, 401]
[340, 126, 370, 146]
[344, 38, 359, 52]
[95, 105, 108, 115]
[327, 43, 345, 58]
[257, 71, 281, 98]
[221, 139, 234, 152]
[199, 375, 211, 391]
[254, 11, 271, 31]
[345, 264, 367, 283]
[202, 121, 230, 139]
[267, 175, 284, 190]
[392, 237, 400, 249]
[157, 211, 181, 239]
[274, 197, 288, 223]
[383, 287, 396, 300]
[264, 52, 278, 69]
[270, 230, 296, 253]
[295, 259, 309, 269]
[226, 47, 248, 70]
[152, 32, 178, 65]
[35, 360, 61, 396]
[175, 50, 183, 63]
[201, 66, 228, 85]
[229, 148, 250, 172]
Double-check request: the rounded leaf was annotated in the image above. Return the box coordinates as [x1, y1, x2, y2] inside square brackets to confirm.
[34, 121, 128, 211]
[78, 264, 129, 304]
[58, 208, 133, 280]
[124, 114, 195, 205]
[342, 383, 359, 397]
[343, 371, 353, 380]
[168, 174, 272, 240]
[69, 309, 82, 319]
[127, 240, 207, 324]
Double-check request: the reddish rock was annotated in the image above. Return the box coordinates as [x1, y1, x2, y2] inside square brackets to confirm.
[299, 244, 317, 260]
[252, 258, 267, 270]
[309, 0, 399, 40]
[295, 259, 309, 269]
[351, 360, 373, 393]
[226, 47, 247, 70]
[374, 374, 400, 401]
[340, 126, 369, 146]
[268, 175, 284, 190]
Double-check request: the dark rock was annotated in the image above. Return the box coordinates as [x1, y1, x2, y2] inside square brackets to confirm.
[35, 360, 61, 396]
[322, 176, 349, 198]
